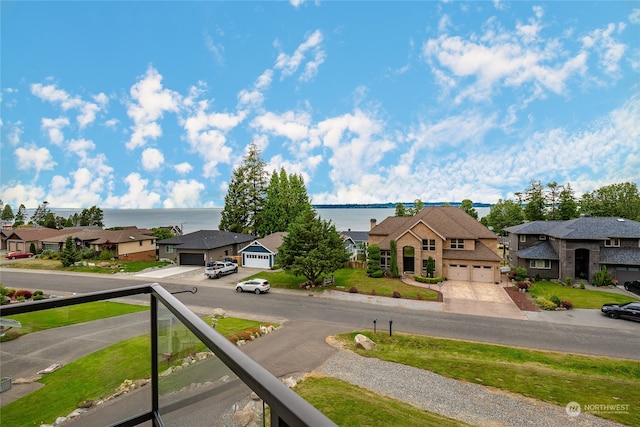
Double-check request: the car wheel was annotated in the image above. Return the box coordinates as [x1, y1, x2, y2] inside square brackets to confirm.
[234, 267, 238, 273]
[236, 287, 242, 293]
[608, 312, 618, 319]
[254, 288, 261, 295]
[624, 284, 630, 291]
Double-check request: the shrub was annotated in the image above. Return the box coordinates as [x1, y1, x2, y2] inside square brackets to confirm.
[564, 277, 573, 287]
[592, 268, 614, 287]
[550, 295, 561, 307]
[516, 280, 532, 291]
[392, 291, 401, 298]
[580, 281, 585, 289]
[33, 290, 44, 297]
[414, 275, 444, 284]
[534, 273, 542, 282]
[33, 294, 45, 301]
[509, 267, 528, 281]
[0, 295, 8, 305]
[536, 297, 558, 311]
[6, 289, 16, 298]
[40, 249, 60, 260]
[370, 270, 384, 278]
[348, 287, 358, 293]
[561, 300, 574, 309]
[98, 250, 115, 261]
[15, 289, 33, 299]
[80, 248, 97, 260]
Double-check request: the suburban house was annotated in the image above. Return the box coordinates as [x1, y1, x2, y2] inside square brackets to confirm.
[504, 216, 640, 283]
[158, 230, 255, 266]
[341, 230, 369, 262]
[3, 227, 88, 253]
[369, 206, 502, 283]
[239, 232, 287, 269]
[41, 227, 157, 261]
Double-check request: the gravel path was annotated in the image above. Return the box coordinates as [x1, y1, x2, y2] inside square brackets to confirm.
[315, 349, 625, 427]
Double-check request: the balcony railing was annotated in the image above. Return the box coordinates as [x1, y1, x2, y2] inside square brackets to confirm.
[0, 283, 336, 427]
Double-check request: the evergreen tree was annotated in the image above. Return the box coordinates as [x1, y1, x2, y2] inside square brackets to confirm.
[219, 143, 268, 235]
[366, 244, 383, 277]
[1, 203, 15, 224]
[13, 204, 27, 228]
[278, 207, 350, 286]
[80, 206, 105, 227]
[30, 201, 51, 226]
[523, 181, 546, 221]
[557, 183, 579, 220]
[459, 199, 478, 219]
[389, 240, 399, 277]
[545, 182, 560, 220]
[61, 236, 80, 267]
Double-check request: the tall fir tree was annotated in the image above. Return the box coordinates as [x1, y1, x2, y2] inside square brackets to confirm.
[219, 143, 268, 235]
[557, 183, 579, 220]
[523, 180, 546, 221]
[13, 204, 27, 228]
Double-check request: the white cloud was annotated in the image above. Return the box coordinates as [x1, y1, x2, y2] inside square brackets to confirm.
[46, 168, 104, 208]
[205, 33, 225, 65]
[290, 0, 304, 8]
[629, 9, 640, 25]
[141, 147, 165, 171]
[275, 29, 325, 81]
[174, 162, 193, 174]
[103, 173, 161, 208]
[15, 146, 57, 175]
[41, 117, 70, 145]
[0, 183, 46, 209]
[251, 110, 311, 141]
[6, 123, 23, 145]
[126, 66, 181, 149]
[163, 179, 205, 208]
[237, 69, 273, 109]
[582, 23, 627, 76]
[30, 83, 106, 128]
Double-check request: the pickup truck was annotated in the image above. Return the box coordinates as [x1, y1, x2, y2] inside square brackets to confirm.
[204, 261, 238, 279]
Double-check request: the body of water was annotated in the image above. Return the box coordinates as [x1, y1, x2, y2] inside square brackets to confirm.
[25, 207, 491, 234]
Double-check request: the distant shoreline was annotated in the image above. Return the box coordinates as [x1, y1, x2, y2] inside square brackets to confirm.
[312, 202, 492, 209]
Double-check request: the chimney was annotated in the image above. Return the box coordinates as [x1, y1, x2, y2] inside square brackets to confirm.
[370, 218, 377, 230]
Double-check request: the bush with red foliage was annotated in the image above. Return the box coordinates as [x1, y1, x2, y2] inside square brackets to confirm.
[15, 289, 33, 299]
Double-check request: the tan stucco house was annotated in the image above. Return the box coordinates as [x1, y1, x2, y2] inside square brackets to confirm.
[369, 206, 502, 283]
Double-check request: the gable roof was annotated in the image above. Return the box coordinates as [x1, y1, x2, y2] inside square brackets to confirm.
[158, 230, 255, 250]
[43, 228, 155, 244]
[341, 230, 369, 243]
[239, 232, 287, 254]
[505, 217, 640, 239]
[4, 227, 88, 242]
[371, 206, 497, 249]
[513, 241, 559, 260]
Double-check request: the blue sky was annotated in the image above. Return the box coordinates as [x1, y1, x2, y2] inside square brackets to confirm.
[1, 1, 639, 209]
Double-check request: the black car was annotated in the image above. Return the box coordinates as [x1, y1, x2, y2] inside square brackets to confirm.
[601, 302, 640, 321]
[623, 280, 640, 295]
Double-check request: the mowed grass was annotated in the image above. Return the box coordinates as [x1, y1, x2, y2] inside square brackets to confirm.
[0, 301, 148, 341]
[247, 268, 440, 300]
[335, 331, 640, 426]
[294, 376, 472, 427]
[529, 281, 639, 309]
[3, 258, 171, 273]
[0, 317, 274, 427]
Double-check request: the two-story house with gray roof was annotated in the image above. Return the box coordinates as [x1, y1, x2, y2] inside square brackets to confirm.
[369, 206, 502, 283]
[504, 216, 640, 283]
[158, 230, 255, 266]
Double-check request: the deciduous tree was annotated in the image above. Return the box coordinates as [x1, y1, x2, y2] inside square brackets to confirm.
[459, 199, 478, 220]
[579, 182, 640, 220]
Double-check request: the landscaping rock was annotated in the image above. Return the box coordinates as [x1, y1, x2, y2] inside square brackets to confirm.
[211, 308, 226, 318]
[354, 334, 377, 350]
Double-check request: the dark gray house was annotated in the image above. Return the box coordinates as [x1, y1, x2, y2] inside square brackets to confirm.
[505, 216, 640, 283]
[158, 230, 255, 266]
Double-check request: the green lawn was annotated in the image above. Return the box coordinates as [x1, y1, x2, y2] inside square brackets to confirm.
[0, 317, 275, 427]
[2, 258, 171, 273]
[295, 376, 472, 427]
[529, 281, 639, 309]
[335, 331, 640, 426]
[0, 301, 148, 341]
[246, 268, 440, 300]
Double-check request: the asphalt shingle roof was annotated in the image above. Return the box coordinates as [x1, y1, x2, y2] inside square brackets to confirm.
[505, 217, 640, 239]
[512, 241, 559, 260]
[600, 248, 640, 265]
[158, 230, 255, 250]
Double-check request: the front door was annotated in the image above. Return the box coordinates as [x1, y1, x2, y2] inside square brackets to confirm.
[402, 246, 415, 274]
[575, 248, 589, 280]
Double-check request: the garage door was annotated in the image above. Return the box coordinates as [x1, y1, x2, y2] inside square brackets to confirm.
[243, 253, 271, 269]
[179, 253, 205, 266]
[448, 264, 469, 281]
[615, 266, 640, 283]
[472, 265, 494, 283]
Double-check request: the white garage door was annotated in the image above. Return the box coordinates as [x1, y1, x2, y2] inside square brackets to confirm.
[448, 264, 469, 281]
[244, 253, 271, 269]
[472, 265, 494, 283]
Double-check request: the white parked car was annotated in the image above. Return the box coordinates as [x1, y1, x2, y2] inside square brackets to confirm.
[235, 278, 270, 294]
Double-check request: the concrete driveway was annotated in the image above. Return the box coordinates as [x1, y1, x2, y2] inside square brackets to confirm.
[439, 280, 527, 320]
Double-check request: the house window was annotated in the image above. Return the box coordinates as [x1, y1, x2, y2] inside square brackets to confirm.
[166, 245, 174, 254]
[539, 235, 547, 240]
[450, 239, 464, 249]
[422, 239, 435, 251]
[520, 235, 526, 242]
[380, 250, 390, 270]
[529, 259, 551, 269]
[139, 240, 143, 246]
[604, 238, 620, 247]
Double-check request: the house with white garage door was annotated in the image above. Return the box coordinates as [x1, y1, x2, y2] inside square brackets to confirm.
[369, 206, 502, 283]
[239, 232, 286, 269]
[158, 230, 255, 266]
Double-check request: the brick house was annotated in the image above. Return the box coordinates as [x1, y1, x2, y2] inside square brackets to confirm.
[369, 206, 502, 283]
[505, 216, 640, 283]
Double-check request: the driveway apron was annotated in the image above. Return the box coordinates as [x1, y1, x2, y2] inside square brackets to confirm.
[440, 280, 527, 320]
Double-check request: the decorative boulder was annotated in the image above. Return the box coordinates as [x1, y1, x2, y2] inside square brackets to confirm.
[354, 334, 377, 350]
[211, 308, 226, 319]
